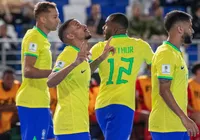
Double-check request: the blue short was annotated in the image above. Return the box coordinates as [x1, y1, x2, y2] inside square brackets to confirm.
[151, 132, 189, 140]
[56, 132, 90, 140]
[95, 104, 134, 140]
[17, 106, 54, 140]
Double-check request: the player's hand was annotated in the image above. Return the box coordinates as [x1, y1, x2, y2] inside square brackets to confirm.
[181, 115, 199, 137]
[75, 42, 91, 65]
[99, 37, 115, 61]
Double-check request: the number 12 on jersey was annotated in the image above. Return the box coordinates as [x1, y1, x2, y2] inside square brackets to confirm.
[106, 57, 134, 85]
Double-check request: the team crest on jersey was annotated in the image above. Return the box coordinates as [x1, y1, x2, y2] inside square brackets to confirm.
[29, 43, 37, 52]
[55, 61, 65, 69]
[162, 64, 170, 74]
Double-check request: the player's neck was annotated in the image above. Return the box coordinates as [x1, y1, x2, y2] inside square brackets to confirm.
[167, 35, 182, 50]
[35, 23, 50, 35]
[114, 31, 127, 36]
[70, 39, 87, 49]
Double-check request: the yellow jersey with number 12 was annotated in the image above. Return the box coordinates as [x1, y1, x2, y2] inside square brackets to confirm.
[16, 26, 52, 108]
[53, 46, 91, 135]
[90, 34, 154, 110]
[149, 41, 188, 132]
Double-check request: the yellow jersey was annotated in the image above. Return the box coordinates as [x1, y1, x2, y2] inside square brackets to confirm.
[53, 46, 91, 135]
[90, 34, 154, 110]
[16, 26, 52, 108]
[149, 41, 188, 132]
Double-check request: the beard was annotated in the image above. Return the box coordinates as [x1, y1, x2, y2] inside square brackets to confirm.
[105, 32, 112, 40]
[182, 32, 192, 44]
[85, 34, 92, 40]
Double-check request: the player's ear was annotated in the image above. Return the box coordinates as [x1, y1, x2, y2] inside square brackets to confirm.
[67, 33, 74, 40]
[40, 16, 46, 24]
[177, 25, 183, 34]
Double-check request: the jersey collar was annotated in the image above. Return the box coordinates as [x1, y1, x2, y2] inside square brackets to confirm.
[112, 34, 128, 38]
[71, 45, 80, 52]
[34, 26, 47, 38]
[163, 41, 181, 52]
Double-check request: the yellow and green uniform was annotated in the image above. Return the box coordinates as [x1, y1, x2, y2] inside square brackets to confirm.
[16, 26, 52, 108]
[90, 34, 154, 110]
[149, 41, 188, 132]
[53, 46, 91, 135]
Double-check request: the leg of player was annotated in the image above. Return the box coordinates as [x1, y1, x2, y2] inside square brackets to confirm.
[96, 104, 134, 140]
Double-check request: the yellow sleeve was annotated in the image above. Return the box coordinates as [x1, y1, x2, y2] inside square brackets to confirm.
[154, 51, 175, 80]
[90, 42, 104, 62]
[142, 40, 154, 64]
[53, 48, 75, 72]
[23, 35, 41, 58]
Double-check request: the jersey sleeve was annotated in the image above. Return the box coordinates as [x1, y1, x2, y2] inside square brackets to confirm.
[142, 40, 154, 64]
[90, 42, 104, 62]
[154, 51, 175, 80]
[52, 49, 75, 72]
[23, 35, 41, 58]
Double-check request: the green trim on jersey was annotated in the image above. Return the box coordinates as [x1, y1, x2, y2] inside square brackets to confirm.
[163, 41, 181, 52]
[158, 76, 173, 80]
[71, 45, 80, 52]
[34, 26, 47, 38]
[53, 68, 60, 72]
[24, 52, 38, 58]
[112, 34, 128, 38]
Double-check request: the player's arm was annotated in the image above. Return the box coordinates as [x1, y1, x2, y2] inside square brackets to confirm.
[47, 61, 80, 87]
[24, 56, 52, 78]
[159, 78, 199, 136]
[23, 38, 52, 78]
[47, 42, 89, 87]
[156, 51, 199, 136]
[159, 79, 187, 117]
[90, 38, 115, 74]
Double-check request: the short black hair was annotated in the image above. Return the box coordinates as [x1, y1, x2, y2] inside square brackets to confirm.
[34, 2, 57, 19]
[109, 13, 129, 29]
[191, 62, 200, 75]
[58, 19, 74, 42]
[2, 69, 14, 77]
[164, 10, 192, 32]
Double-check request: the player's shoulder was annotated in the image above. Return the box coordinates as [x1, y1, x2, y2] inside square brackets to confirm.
[91, 41, 106, 50]
[58, 46, 77, 60]
[131, 38, 150, 47]
[154, 44, 173, 57]
[23, 28, 41, 42]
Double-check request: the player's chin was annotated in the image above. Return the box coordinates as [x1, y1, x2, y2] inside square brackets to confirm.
[85, 34, 92, 40]
[85, 32, 92, 40]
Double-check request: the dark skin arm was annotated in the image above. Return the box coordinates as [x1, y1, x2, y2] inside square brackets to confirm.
[159, 79, 199, 137]
[24, 56, 51, 78]
[90, 37, 115, 74]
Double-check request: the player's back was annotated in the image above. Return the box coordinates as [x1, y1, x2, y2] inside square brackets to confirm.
[91, 35, 153, 110]
[16, 27, 52, 108]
